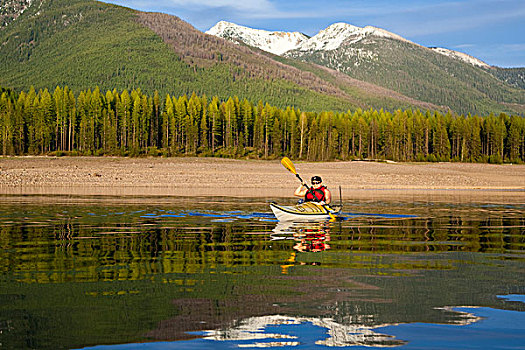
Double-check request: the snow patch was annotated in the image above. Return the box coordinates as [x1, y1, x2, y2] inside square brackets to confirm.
[362, 26, 411, 43]
[206, 21, 308, 55]
[430, 47, 490, 68]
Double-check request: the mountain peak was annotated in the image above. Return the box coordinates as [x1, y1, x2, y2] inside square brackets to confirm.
[296, 22, 412, 52]
[324, 22, 361, 32]
[206, 21, 308, 55]
[301, 22, 361, 51]
[207, 20, 241, 33]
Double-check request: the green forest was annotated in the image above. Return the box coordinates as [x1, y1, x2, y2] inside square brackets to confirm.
[0, 85, 524, 163]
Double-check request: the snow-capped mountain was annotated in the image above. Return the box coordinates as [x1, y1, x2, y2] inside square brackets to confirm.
[207, 21, 413, 55]
[206, 21, 494, 70]
[430, 47, 490, 68]
[206, 21, 308, 55]
[296, 22, 413, 52]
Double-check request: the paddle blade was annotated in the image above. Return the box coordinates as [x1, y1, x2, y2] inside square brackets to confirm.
[281, 157, 297, 175]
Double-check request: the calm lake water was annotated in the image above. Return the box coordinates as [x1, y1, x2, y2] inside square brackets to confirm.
[0, 195, 523, 349]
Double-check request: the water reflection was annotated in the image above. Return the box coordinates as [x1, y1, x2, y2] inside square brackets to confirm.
[273, 221, 332, 253]
[189, 300, 520, 349]
[81, 303, 523, 349]
[201, 314, 406, 348]
[0, 197, 523, 349]
[272, 221, 332, 273]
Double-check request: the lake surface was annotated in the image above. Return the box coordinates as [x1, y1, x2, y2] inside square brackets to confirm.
[0, 195, 523, 349]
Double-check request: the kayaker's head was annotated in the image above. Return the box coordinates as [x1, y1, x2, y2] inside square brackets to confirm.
[311, 176, 322, 188]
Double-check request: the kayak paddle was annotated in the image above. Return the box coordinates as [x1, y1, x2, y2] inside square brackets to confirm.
[281, 157, 309, 189]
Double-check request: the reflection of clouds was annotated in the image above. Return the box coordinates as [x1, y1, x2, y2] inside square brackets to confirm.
[271, 221, 298, 237]
[238, 341, 300, 348]
[434, 307, 483, 325]
[203, 314, 406, 347]
[203, 307, 486, 348]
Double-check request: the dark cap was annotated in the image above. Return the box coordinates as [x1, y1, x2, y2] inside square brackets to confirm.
[311, 176, 322, 184]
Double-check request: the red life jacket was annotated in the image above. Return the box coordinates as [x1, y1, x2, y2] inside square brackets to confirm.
[305, 186, 327, 202]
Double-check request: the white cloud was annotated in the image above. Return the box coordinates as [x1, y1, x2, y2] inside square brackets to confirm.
[499, 43, 525, 53]
[109, 0, 276, 13]
[453, 44, 475, 49]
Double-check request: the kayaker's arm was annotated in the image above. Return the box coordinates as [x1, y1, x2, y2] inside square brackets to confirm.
[324, 188, 332, 204]
[294, 183, 308, 197]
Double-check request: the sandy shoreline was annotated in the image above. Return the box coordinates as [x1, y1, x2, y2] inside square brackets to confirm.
[0, 156, 524, 203]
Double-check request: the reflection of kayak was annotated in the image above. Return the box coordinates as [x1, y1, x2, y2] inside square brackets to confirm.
[270, 202, 341, 221]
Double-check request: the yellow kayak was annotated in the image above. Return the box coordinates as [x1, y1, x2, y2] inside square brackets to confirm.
[270, 202, 341, 221]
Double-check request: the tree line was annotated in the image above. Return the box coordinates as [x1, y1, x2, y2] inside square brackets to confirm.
[0, 85, 524, 163]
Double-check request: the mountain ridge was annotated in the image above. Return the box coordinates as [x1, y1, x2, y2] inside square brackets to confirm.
[206, 21, 415, 56]
[206, 21, 489, 67]
[207, 20, 525, 115]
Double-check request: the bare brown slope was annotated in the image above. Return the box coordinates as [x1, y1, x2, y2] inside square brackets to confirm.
[136, 12, 355, 102]
[135, 12, 442, 111]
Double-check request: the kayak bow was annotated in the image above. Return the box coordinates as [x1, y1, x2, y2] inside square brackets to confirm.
[270, 202, 341, 221]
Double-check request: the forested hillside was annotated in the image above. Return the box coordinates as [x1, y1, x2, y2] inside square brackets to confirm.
[0, 0, 440, 114]
[286, 36, 525, 116]
[490, 67, 525, 89]
[1, 86, 523, 163]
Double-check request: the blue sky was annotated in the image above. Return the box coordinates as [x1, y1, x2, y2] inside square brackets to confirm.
[102, 0, 524, 67]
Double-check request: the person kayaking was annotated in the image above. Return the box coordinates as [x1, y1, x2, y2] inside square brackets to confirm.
[294, 176, 332, 204]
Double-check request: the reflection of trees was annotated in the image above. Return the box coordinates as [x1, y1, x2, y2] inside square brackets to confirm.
[274, 221, 331, 248]
[333, 215, 524, 254]
[272, 221, 332, 273]
[0, 211, 523, 283]
[291, 223, 331, 254]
